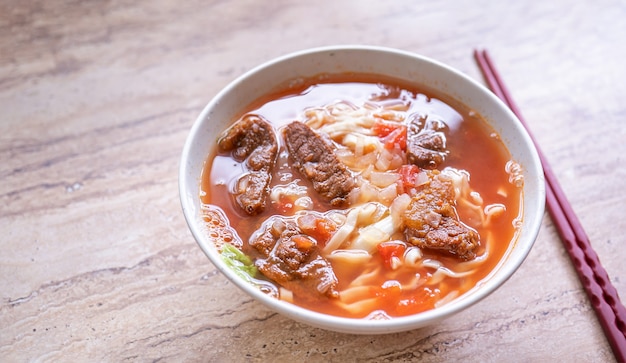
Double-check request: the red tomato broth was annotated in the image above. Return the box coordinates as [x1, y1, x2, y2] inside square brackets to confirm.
[200, 73, 522, 319]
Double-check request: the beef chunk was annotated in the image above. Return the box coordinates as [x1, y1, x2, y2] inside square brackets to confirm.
[407, 122, 448, 169]
[218, 115, 278, 215]
[249, 217, 339, 300]
[283, 121, 355, 207]
[403, 171, 479, 260]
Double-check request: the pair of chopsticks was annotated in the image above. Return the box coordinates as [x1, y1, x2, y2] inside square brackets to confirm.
[474, 49, 626, 361]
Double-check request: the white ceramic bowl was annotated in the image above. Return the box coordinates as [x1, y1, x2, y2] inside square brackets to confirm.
[179, 45, 545, 334]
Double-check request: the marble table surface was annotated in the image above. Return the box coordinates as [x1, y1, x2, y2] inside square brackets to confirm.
[2, 0, 625, 361]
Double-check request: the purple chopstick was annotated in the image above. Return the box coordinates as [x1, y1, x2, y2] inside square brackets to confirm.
[474, 49, 626, 362]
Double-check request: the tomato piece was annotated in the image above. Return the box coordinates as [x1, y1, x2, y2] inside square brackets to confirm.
[292, 235, 315, 250]
[375, 280, 403, 301]
[398, 164, 422, 193]
[382, 125, 407, 150]
[298, 215, 336, 247]
[377, 241, 407, 269]
[395, 288, 439, 315]
[372, 120, 407, 150]
[314, 218, 336, 246]
[372, 120, 401, 137]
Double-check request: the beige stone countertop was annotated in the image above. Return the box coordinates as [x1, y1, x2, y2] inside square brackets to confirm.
[2, 1, 625, 361]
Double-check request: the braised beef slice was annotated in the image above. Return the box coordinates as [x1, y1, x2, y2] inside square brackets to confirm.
[218, 115, 278, 215]
[407, 124, 447, 169]
[403, 171, 479, 260]
[283, 121, 355, 207]
[249, 217, 339, 300]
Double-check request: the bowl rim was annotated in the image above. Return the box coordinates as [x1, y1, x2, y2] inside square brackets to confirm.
[179, 44, 546, 334]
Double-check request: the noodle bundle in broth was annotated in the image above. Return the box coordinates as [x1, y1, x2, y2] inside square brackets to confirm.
[201, 74, 523, 319]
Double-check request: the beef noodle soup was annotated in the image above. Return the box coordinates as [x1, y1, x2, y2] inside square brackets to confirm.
[200, 73, 523, 319]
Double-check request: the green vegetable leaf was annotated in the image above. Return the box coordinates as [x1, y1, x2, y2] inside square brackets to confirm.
[220, 243, 258, 281]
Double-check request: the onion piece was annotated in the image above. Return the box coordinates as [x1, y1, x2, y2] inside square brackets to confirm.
[351, 214, 396, 252]
[379, 183, 398, 205]
[324, 208, 359, 253]
[390, 193, 412, 230]
[369, 171, 400, 188]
